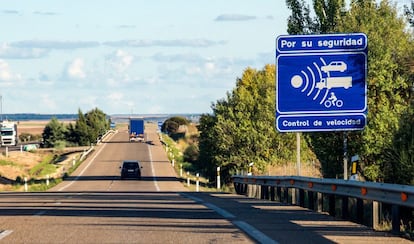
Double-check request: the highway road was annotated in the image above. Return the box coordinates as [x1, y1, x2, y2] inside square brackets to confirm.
[0, 124, 411, 243]
[0, 125, 255, 243]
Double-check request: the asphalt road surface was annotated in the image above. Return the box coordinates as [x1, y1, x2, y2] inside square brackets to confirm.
[0, 124, 411, 243]
[0, 124, 254, 243]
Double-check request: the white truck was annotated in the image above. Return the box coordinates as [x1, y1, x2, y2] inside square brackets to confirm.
[316, 77, 352, 90]
[0, 121, 18, 146]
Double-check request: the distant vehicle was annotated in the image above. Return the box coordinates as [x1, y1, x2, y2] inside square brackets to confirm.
[321, 61, 347, 73]
[120, 160, 142, 179]
[129, 118, 145, 142]
[316, 77, 352, 90]
[0, 121, 18, 146]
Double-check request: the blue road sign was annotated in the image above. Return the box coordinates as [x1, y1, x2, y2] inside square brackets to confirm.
[276, 33, 367, 132]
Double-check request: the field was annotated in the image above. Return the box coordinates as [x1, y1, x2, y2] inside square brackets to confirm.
[0, 120, 75, 191]
[17, 120, 74, 136]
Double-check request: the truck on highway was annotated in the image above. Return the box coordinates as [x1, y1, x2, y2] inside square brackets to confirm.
[316, 76, 352, 90]
[0, 121, 18, 146]
[129, 118, 145, 142]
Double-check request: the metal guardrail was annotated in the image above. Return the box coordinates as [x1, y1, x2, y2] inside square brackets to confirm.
[233, 175, 414, 208]
[232, 175, 414, 234]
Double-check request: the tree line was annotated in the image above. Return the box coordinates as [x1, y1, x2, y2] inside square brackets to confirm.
[195, 0, 414, 185]
[42, 108, 110, 148]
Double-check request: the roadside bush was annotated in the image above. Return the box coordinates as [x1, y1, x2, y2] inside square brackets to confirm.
[184, 144, 199, 163]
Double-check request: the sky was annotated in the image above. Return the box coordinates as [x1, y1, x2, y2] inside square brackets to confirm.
[0, 0, 411, 115]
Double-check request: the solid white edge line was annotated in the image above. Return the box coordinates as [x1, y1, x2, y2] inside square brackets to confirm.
[204, 202, 236, 219]
[232, 220, 279, 244]
[0, 230, 13, 240]
[57, 132, 115, 191]
[148, 137, 160, 192]
[181, 193, 277, 244]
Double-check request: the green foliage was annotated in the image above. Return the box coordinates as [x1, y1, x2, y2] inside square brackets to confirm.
[383, 106, 414, 184]
[183, 144, 199, 163]
[19, 132, 42, 142]
[162, 116, 189, 134]
[44, 108, 110, 147]
[338, 0, 414, 181]
[286, 0, 314, 34]
[197, 65, 316, 183]
[404, 1, 414, 27]
[285, 0, 414, 182]
[42, 117, 67, 148]
[29, 154, 56, 177]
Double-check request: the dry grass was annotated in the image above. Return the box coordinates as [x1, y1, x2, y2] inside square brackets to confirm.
[17, 120, 74, 136]
[0, 120, 76, 191]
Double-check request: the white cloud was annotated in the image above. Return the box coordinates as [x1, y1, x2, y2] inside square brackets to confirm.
[0, 43, 49, 59]
[0, 59, 22, 86]
[107, 50, 133, 73]
[107, 92, 123, 102]
[215, 14, 256, 21]
[66, 58, 86, 79]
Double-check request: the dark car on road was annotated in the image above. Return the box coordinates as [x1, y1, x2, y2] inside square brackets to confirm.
[120, 160, 142, 179]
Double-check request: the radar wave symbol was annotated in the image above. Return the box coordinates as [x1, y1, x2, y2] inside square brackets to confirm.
[289, 58, 330, 104]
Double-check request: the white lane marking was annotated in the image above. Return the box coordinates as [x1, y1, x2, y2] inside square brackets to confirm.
[181, 193, 278, 244]
[233, 221, 279, 244]
[181, 193, 235, 218]
[0, 230, 13, 240]
[148, 141, 160, 192]
[204, 202, 236, 219]
[57, 132, 114, 191]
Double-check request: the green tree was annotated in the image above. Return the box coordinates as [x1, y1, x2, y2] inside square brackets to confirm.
[313, 0, 346, 33]
[384, 106, 414, 184]
[66, 108, 109, 146]
[42, 117, 66, 148]
[162, 116, 189, 134]
[286, 0, 414, 181]
[67, 109, 90, 146]
[197, 65, 312, 183]
[404, 1, 414, 27]
[286, 0, 314, 34]
[337, 0, 414, 181]
[85, 108, 109, 143]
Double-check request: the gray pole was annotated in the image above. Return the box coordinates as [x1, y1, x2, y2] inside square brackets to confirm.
[296, 132, 301, 176]
[343, 132, 348, 180]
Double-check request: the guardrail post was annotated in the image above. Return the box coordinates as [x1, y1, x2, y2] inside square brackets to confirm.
[196, 173, 199, 192]
[277, 187, 282, 202]
[342, 196, 349, 219]
[291, 188, 297, 205]
[372, 201, 379, 230]
[24, 177, 28, 192]
[261, 185, 269, 200]
[356, 198, 364, 224]
[308, 191, 314, 210]
[328, 194, 336, 216]
[299, 189, 305, 207]
[391, 205, 400, 234]
[283, 188, 289, 204]
[270, 186, 275, 201]
[317, 192, 323, 212]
